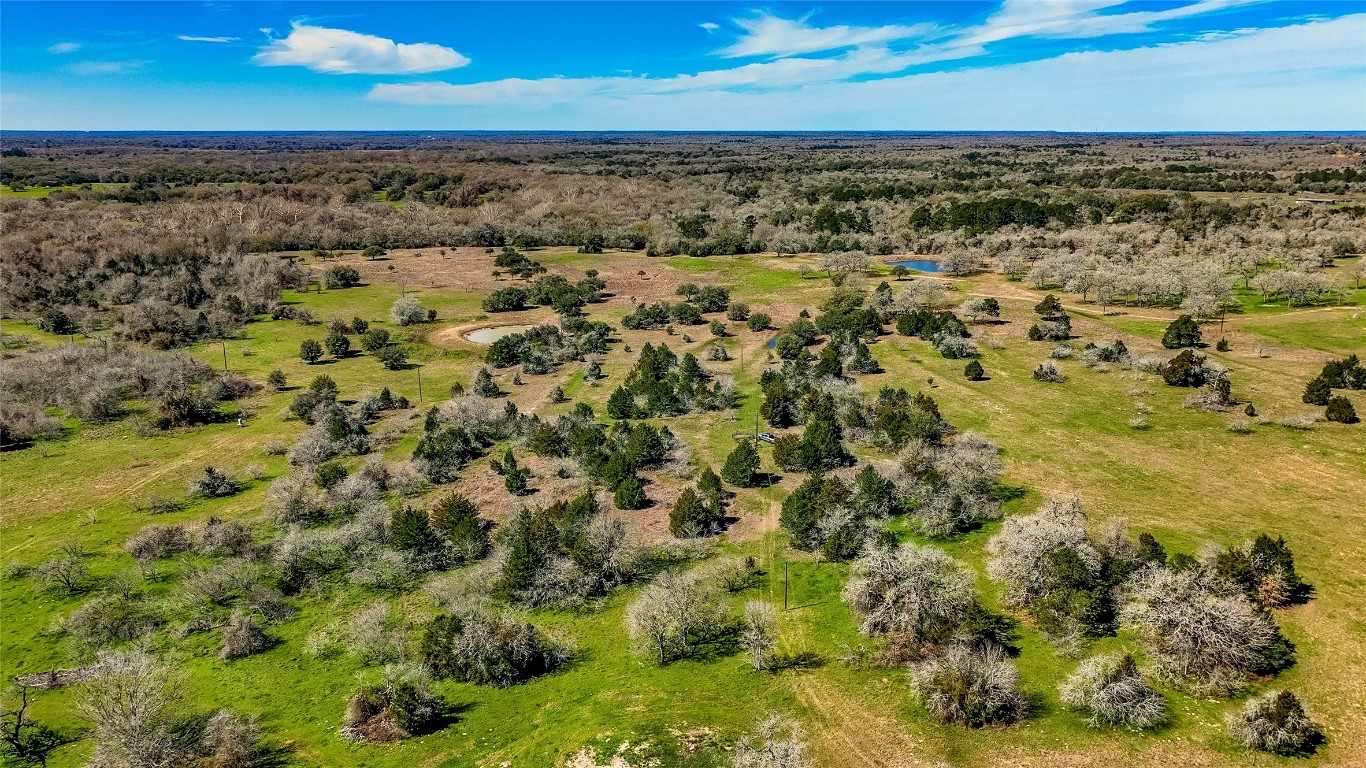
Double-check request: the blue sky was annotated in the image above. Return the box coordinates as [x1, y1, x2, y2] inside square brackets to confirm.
[1, 1, 1363, 130]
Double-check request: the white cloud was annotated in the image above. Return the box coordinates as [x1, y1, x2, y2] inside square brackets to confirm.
[962, 0, 1264, 45]
[718, 12, 937, 58]
[48, 42, 82, 54]
[178, 35, 239, 43]
[368, 15, 1365, 131]
[68, 60, 150, 76]
[699, 22, 719, 33]
[253, 22, 469, 74]
[370, 45, 947, 105]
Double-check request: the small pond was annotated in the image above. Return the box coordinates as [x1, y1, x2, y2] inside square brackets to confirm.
[464, 325, 534, 344]
[888, 259, 945, 273]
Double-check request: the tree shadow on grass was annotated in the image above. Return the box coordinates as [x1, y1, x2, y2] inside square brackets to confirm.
[682, 622, 742, 663]
[752, 471, 783, 488]
[423, 700, 477, 736]
[769, 650, 826, 671]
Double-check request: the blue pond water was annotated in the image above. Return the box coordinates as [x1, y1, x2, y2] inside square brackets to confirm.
[889, 259, 945, 273]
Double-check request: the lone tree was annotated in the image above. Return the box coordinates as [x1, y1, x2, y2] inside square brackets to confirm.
[1325, 395, 1358, 423]
[722, 440, 761, 487]
[1162, 314, 1202, 349]
[2, 685, 71, 767]
[326, 332, 351, 359]
[1035, 294, 1064, 317]
[300, 338, 323, 364]
[1302, 376, 1331, 406]
[964, 360, 985, 381]
[472, 367, 500, 398]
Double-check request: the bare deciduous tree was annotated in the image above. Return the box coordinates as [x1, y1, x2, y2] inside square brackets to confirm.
[1059, 653, 1167, 729]
[625, 569, 727, 664]
[740, 601, 778, 671]
[77, 651, 185, 768]
[843, 542, 976, 643]
[732, 715, 812, 768]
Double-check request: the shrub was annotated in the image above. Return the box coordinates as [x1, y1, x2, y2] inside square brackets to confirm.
[125, 524, 192, 565]
[1028, 316, 1072, 341]
[220, 610, 269, 660]
[964, 360, 984, 380]
[326, 332, 351, 359]
[0, 402, 63, 446]
[613, 476, 647, 510]
[935, 336, 979, 359]
[299, 338, 322, 363]
[390, 297, 426, 327]
[986, 496, 1097, 607]
[1212, 534, 1308, 608]
[1161, 314, 1202, 349]
[201, 709, 263, 768]
[420, 610, 568, 686]
[1032, 362, 1065, 382]
[1059, 653, 1166, 729]
[190, 466, 238, 498]
[482, 287, 529, 312]
[1278, 413, 1317, 430]
[324, 265, 361, 289]
[693, 285, 730, 313]
[1302, 376, 1331, 405]
[1163, 349, 1212, 387]
[342, 672, 444, 743]
[266, 369, 287, 391]
[911, 641, 1028, 727]
[727, 302, 750, 321]
[1225, 690, 1322, 756]
[1325, 395, 1358, 423]
[747, 313, 771, 331]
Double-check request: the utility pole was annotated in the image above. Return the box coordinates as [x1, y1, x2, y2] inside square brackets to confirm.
[221, 341, 228, 372]
[784, 561, 789, 610]
[416, 367, 423, 403]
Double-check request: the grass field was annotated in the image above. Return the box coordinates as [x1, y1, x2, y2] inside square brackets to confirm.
[2, 248, 1363, 767]
[0, 183, 129, 198]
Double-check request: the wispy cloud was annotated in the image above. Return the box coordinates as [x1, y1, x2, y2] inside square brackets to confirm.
[47, 42, 82, 54]
[717, 13, 937, 58]
[370, 43, 972, 106]
[68, 60, 150, 76]
[961, 0, 1265, 45]
[253, 22, 469, 74]
[368, 12, 1365, 133]
[178, 35, 239, 43]
[699, 22, 719, 33]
